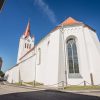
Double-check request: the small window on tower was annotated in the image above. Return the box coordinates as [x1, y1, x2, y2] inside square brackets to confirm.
[25, 43, 26, 48]
[27, 44, 29, 49]
[29, 44, 31, 49]
[47, 41, 50, 45]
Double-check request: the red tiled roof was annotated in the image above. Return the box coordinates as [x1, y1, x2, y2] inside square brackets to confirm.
[60, 17, 82, 26]
[51, 17, 82, 33]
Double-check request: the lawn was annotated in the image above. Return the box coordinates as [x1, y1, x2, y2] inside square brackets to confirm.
[64, 85, 100, 90]
[14, 81, 44, 87]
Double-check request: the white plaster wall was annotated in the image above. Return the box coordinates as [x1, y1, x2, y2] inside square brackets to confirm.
[84, 28, 100, 85]
[11, 66, 19, 83]
[17, 38, 25, 63]
[5, 65, 19, 83]
[17, 36, 34, 63]
[58, 29, 66, 85]
[6, 29, 60, 86]
[5, 70, 11, 83]
[5, 50, 36, 83]
[19, 54, 36, 82]
[36, 30, 60, 85]
[59, 25, 93, 85]
[5, 69, 13, 83]
[13, 29, 60, 85]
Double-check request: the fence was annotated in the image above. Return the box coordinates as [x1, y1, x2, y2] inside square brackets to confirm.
[18, 80, 100, 90]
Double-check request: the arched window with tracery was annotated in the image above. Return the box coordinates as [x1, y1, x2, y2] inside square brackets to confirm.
[67, 38, 79, 75]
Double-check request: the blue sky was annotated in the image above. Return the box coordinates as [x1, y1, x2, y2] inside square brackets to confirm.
[0, 0, 100, 72]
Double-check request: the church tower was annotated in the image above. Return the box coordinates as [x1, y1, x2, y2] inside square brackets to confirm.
[17, 21, 34, 63]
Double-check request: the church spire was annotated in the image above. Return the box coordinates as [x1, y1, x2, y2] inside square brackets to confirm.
[24, 21, 30, 38]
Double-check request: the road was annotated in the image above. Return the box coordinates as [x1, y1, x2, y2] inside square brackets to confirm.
[0, 83, 100, 100]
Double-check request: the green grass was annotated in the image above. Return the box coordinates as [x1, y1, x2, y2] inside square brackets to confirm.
[14, 82, 100, 90]
[24, 81, 44, 86]
[14, 82, 22, 86]
[14, 81, 44, 87]
[64, 85, 100, 90]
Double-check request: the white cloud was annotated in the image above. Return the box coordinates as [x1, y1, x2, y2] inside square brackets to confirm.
[34, 0, 57, 24]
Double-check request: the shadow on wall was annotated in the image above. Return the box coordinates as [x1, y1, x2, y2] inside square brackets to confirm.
[0, 90, 99, 100]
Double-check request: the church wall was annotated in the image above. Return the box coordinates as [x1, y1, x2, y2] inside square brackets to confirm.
[16, 45, 36, 83]
[76, 26, 93, 84]
[11, 66, 19, 83]
[58, 25, 93, 85]
[17, 36, 34, 63]
[19, 54, 36, 82]
[6, 29, 60, 85]
[5, 70, 12, 83]
[5, 65, 19, 83]
[84, 28, 100, 85]
[35, 30, 60, 85]
[58, 28, 66, 86]
[5, 49, 36, 83]
[17, 38, 25, 63]
[13, 29, 60, 86]
[5, 19, 100, 86]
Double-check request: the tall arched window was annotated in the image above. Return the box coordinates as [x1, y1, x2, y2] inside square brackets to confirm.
[67, 38, 79, 74]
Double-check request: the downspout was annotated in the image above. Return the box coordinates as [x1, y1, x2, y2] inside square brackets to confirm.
[59, 25, 68, 86]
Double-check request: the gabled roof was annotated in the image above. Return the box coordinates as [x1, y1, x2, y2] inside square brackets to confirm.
[50, 17, 82, 33]
[60, 17, 82, 26]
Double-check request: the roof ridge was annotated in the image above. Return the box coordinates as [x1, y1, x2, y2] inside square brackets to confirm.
[60, 17, 82, 26]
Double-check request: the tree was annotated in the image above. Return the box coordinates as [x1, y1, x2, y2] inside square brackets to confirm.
[0, 0, 5, 11]
[0, 57, 2, 70]
[0, 70, 4, 77]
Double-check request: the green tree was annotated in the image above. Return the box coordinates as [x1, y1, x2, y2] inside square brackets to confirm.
[0, 0, 5, 11]
[0, 70, 4, 77]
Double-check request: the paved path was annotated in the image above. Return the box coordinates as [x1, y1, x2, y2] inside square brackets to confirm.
[0, 84, 100, 100]
[78, 91, 100, 97]
[62, 90, 100, 97]
[0, 84, 38, 95]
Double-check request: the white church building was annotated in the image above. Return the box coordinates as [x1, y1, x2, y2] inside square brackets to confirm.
[5, 17, 100, 87]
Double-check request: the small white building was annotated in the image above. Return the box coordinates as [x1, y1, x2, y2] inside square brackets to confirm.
[5, 17, 100, 86]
